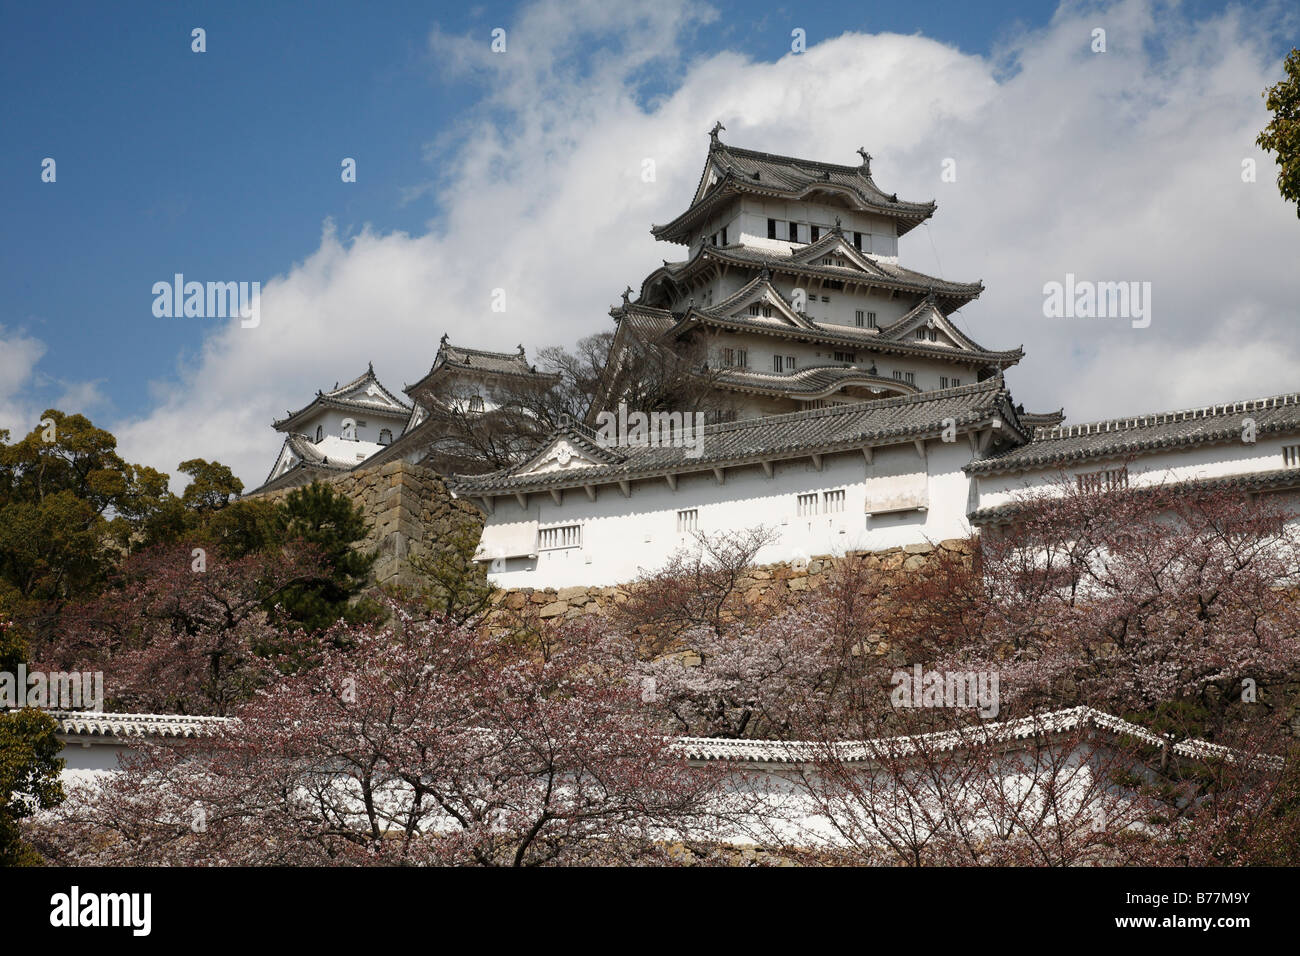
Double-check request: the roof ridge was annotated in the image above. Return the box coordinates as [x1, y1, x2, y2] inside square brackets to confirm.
[1036, 391, 1300, 440]
[691, 377, 1002, 439]
[444, 343, 529, 360]
[719, 143, 883, 180]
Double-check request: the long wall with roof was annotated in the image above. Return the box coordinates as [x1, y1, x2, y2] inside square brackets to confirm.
[478, 437, 976, 589]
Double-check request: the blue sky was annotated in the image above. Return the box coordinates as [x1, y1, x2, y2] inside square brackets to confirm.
[2, 0, 1298, 486]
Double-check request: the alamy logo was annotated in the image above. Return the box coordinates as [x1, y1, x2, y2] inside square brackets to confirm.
[890, 664, 999, 718]
[152, 274, 260, 328]
[50, 886, 151, 936]
[1042, 273, 1151, 328]
[0, 665, 103, 711]
[593, 403, 708, 459]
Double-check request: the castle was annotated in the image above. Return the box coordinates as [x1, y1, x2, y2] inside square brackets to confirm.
[257, 127, 1300, 589]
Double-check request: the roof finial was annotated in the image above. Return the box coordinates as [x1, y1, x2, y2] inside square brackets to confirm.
[621, 285, 633, 305]
[832, 215, 844, 236]
[439, 332, 448, 347]
[517, 343, 525, 356]
[709, 121, 726, 145]
[856, 147, 872, 173]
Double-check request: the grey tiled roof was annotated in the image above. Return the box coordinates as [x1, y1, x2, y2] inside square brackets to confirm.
[653, 141, 936, 243]
[405, 340, 561, 398]
[453, 378, 1024, 495]
[435, 343, 537, 376]
[967, 391, 1300, 475]
[49, 710, 230, 739]
[713, 364, 920, 398]
[677, 309, 1024, 367]
[273, 364, 411, 430]
[969, 466, 1300, 525]
[678, 706, 1251, 765]
[648, 245, 982, 303]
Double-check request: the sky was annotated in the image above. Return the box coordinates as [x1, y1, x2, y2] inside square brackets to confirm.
[2, 0, 1298, 489]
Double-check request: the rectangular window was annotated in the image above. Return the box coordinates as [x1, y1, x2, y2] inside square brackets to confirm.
[833, 350, 855, 363]
[892, 370, 916, 385]
[721, 227, 728, 245]
[788, 221, 799, 242]
[737, 348, 747, 367]
[537, 524, 582, 551]
[916, 328, 927, 341]
[785, 355, 796, 371]
[797, 493, 818, 517]
[676, 509, 699, 533]
[710, 232, 717, 246]
[824, 489, 845, 513]
[867, 311, 877, 329]
[723, 347, 734, 366]
[748, 303, 760, 316]
[1284, 444, 1300, 468]
[768, 218, 777, 240]
[773, 354, 783, 372]
[951, 377, 960, 386]
[855, 310, 865, 327]
[810, 224, 820, 242]
[1076, 468, 1129, 493]
[940, 376, 950, 389]
[853, 232, 863, 251]
[820, 295, 830, 303]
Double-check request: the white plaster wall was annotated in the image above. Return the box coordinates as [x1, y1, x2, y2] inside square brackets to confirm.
[294, 407, 407, 447]
[975, 435, 1300, 513]
[702, 745, 1107, 849]
[480, 437, 976, 588]
[701, 327, 983, 398]
[58, 739, 133, 773]
[735, 197, 899, 257]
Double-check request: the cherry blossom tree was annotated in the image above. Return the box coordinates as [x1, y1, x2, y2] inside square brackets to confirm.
[35, 540, 323, 715]
[29, 612, 721, 866]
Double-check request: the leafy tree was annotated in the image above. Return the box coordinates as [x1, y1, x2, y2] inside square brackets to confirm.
[28, 615, 719, 866]
[43, 541, 323, 716]
[178, 458, 243, 514]
[0, 619, 64, 866]
[1258, 47, 1300, 218]
[272, 482, 380, 634]
[198, 496, 285, 558]
[0, 709, 63, 866]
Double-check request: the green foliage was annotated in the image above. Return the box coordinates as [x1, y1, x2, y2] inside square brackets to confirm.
[0, 707, 64, 866]
[178, 458, 244, 514]
[1257, 48, 1300, 217]
[406, 520, 493, 625]
[270, 482, 381, 634]
[0, 411, 252, 616]
[199, 497, 286, 557]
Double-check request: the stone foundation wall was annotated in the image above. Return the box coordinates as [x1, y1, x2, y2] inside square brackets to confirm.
[486, 537, 974, 626]
[248, 460, 483, 589]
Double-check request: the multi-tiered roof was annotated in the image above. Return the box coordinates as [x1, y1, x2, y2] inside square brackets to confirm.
[651, 126, 938, 244]
[605, 127, 1023, 415]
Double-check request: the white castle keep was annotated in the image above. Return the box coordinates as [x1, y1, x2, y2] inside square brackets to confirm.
[261, 128, 1300, 588]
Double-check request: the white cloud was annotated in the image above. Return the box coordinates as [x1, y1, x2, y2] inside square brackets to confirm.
[0, 327, 106, 441]
[109, 0, 1300, 488]
[0, 326, 47, 438]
